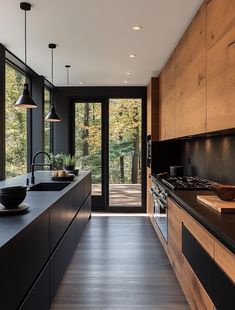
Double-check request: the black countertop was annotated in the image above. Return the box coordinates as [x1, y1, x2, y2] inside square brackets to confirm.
[155, 176, 235, 254]
[0, 171, 90, 249]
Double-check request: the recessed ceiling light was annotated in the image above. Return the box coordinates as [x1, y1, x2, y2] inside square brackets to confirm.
[124, 81, 128, 84]
[126, 72, 131, 75]
[132, 26, 142, 31]
[129, 54, 136, 58]
[79, 82, 83, 85]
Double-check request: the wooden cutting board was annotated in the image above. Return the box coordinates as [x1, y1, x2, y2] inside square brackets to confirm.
[197, 195, 235, 214]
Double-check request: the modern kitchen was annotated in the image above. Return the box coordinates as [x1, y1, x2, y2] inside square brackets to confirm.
[0, 0, 234, 309]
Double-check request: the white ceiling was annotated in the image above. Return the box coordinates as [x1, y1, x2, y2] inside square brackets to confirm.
[0, 0, 203, 86]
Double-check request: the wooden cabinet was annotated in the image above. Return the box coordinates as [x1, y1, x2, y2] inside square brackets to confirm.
[146, 167, 152, 215]
[168, 199, 215, 309]
[175, 2, 207, 137]
[167, 198, 235, 310]
[164, 53, 176, 139]
[168, 198, 183, 281]
[207, 0, 235, 132]
[147, 77, 159, 141]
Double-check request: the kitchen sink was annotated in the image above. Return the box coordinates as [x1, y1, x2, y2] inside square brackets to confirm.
[28, 182, 71, 191]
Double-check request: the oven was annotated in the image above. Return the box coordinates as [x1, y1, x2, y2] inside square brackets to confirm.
[149, 176, 168, 241]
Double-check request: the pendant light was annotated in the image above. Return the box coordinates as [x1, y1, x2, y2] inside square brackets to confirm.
[65, 65, 71, 85]
[15, 2, 37, 108]
[45, 43, 61, 122]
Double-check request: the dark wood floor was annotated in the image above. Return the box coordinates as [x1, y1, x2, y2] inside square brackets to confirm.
[50, 214, 189, 310]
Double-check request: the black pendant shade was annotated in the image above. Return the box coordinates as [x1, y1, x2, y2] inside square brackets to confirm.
[15, 83, 37, 108]
[16, 2, 37, 109]
[45, 105, 61, 122]
[44, 43, 61, 122]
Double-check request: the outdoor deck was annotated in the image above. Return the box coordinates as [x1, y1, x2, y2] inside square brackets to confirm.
[92, 184, 141, 206]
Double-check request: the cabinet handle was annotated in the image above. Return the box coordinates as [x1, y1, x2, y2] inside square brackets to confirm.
[227, 40, 235, 48]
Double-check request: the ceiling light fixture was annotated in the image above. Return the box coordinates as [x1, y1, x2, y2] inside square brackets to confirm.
[45, 43, 61, 122]
[65, 65, 71, 85]
[132, 26, 142, 31]
[129, 54, 136, 58]
[124, 81, 128, 84]
[79, 82, 83, 85]
[126, 72, 131, 75]
[15, 2, 37, 108]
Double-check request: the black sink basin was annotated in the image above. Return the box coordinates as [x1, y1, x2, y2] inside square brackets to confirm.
[28, 182, 71, 191]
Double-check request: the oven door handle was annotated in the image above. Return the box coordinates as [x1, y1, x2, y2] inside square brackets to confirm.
[157, 198, 167, 210]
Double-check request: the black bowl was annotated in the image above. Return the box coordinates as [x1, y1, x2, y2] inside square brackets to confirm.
[0, 186, 27, 209]
[0, 185, 26, 194]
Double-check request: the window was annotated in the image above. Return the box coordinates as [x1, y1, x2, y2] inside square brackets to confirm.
[5, 63, 27, 178]
[44, 87, 51, 154]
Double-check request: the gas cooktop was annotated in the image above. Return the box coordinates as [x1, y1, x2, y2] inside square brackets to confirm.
[159, 175, 216, 190]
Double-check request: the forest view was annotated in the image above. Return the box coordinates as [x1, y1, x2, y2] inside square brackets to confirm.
[75, 99, 142, 190]
[5, 63, 27, 179]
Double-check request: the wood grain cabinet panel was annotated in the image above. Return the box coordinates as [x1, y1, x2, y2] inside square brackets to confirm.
[146, 167, 153, 216]
[164, 53, 176, 139]
[175, 2, 206, 137]
[182, 210, 214, 257]
[207, 0, 235, 132]
[168, 198, 183, 281]
[147, 77, 159, 141]
[159, 70, 166, 141]
[214, 239, 235, 283]
[181, 256, 214, 310]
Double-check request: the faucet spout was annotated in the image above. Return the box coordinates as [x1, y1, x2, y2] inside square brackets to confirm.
[31, 151, 51, 185]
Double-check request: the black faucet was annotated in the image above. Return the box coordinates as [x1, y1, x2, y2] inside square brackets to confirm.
[31, 151, 52, 184]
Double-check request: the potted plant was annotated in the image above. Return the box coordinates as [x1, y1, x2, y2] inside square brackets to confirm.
[50, 153, 65, 171]
[63, 155, 77, 171]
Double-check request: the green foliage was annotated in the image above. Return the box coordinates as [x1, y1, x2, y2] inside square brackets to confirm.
[5, 63, 27, 178]
[74, 99, 142, 185]
[63, 154, 77, 167]
[50, 153, 64, 170]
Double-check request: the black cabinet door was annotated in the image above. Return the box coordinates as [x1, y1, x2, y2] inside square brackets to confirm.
[76, 195, 91, 242]
[19, 264, 50, 310]
[50, 181, 84, 252]
[213, 263, 235, 310]
[49, 216, 77, 304]
[0, 212, 49, 310]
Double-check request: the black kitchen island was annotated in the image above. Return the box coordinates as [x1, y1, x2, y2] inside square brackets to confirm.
[0, 171, 91, 310]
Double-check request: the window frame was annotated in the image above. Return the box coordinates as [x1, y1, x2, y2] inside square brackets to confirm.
[5, 60, 31, 178]
[43, 85, 53, 154]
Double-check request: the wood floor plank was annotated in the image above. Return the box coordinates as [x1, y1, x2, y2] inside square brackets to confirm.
[50, 215, 189, 310]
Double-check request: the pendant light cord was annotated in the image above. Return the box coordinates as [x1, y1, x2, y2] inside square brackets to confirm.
[24, 9, 27, 80]
[67, 67, 69, 85]
[51, 48, 54, 84]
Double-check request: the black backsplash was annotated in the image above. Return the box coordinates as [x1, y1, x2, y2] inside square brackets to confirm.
[180, 135, 235, 184]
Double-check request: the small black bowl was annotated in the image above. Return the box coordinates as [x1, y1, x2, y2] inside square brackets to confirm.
[0, 186, 27, 209]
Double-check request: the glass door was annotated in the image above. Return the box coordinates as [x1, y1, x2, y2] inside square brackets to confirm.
[74, 101, 103, 207]
[108, 99, 142, 207]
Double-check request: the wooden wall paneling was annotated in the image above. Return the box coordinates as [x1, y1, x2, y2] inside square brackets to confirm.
[175, 3, 207, 137]
[207, 0, 235, 132]
[159, 70, 166, 140]
[147, 82, 152, 136]
[164, 52, 176, 139]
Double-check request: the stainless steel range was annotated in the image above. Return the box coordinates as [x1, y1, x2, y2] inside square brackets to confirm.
[149, 174, 215, 242]
[160, 175, 215, 190]
[149, 176, 169, 241]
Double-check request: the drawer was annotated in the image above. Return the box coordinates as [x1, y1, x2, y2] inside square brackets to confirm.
[182, 211, 214, 257]
[214, 239, 235, 283]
